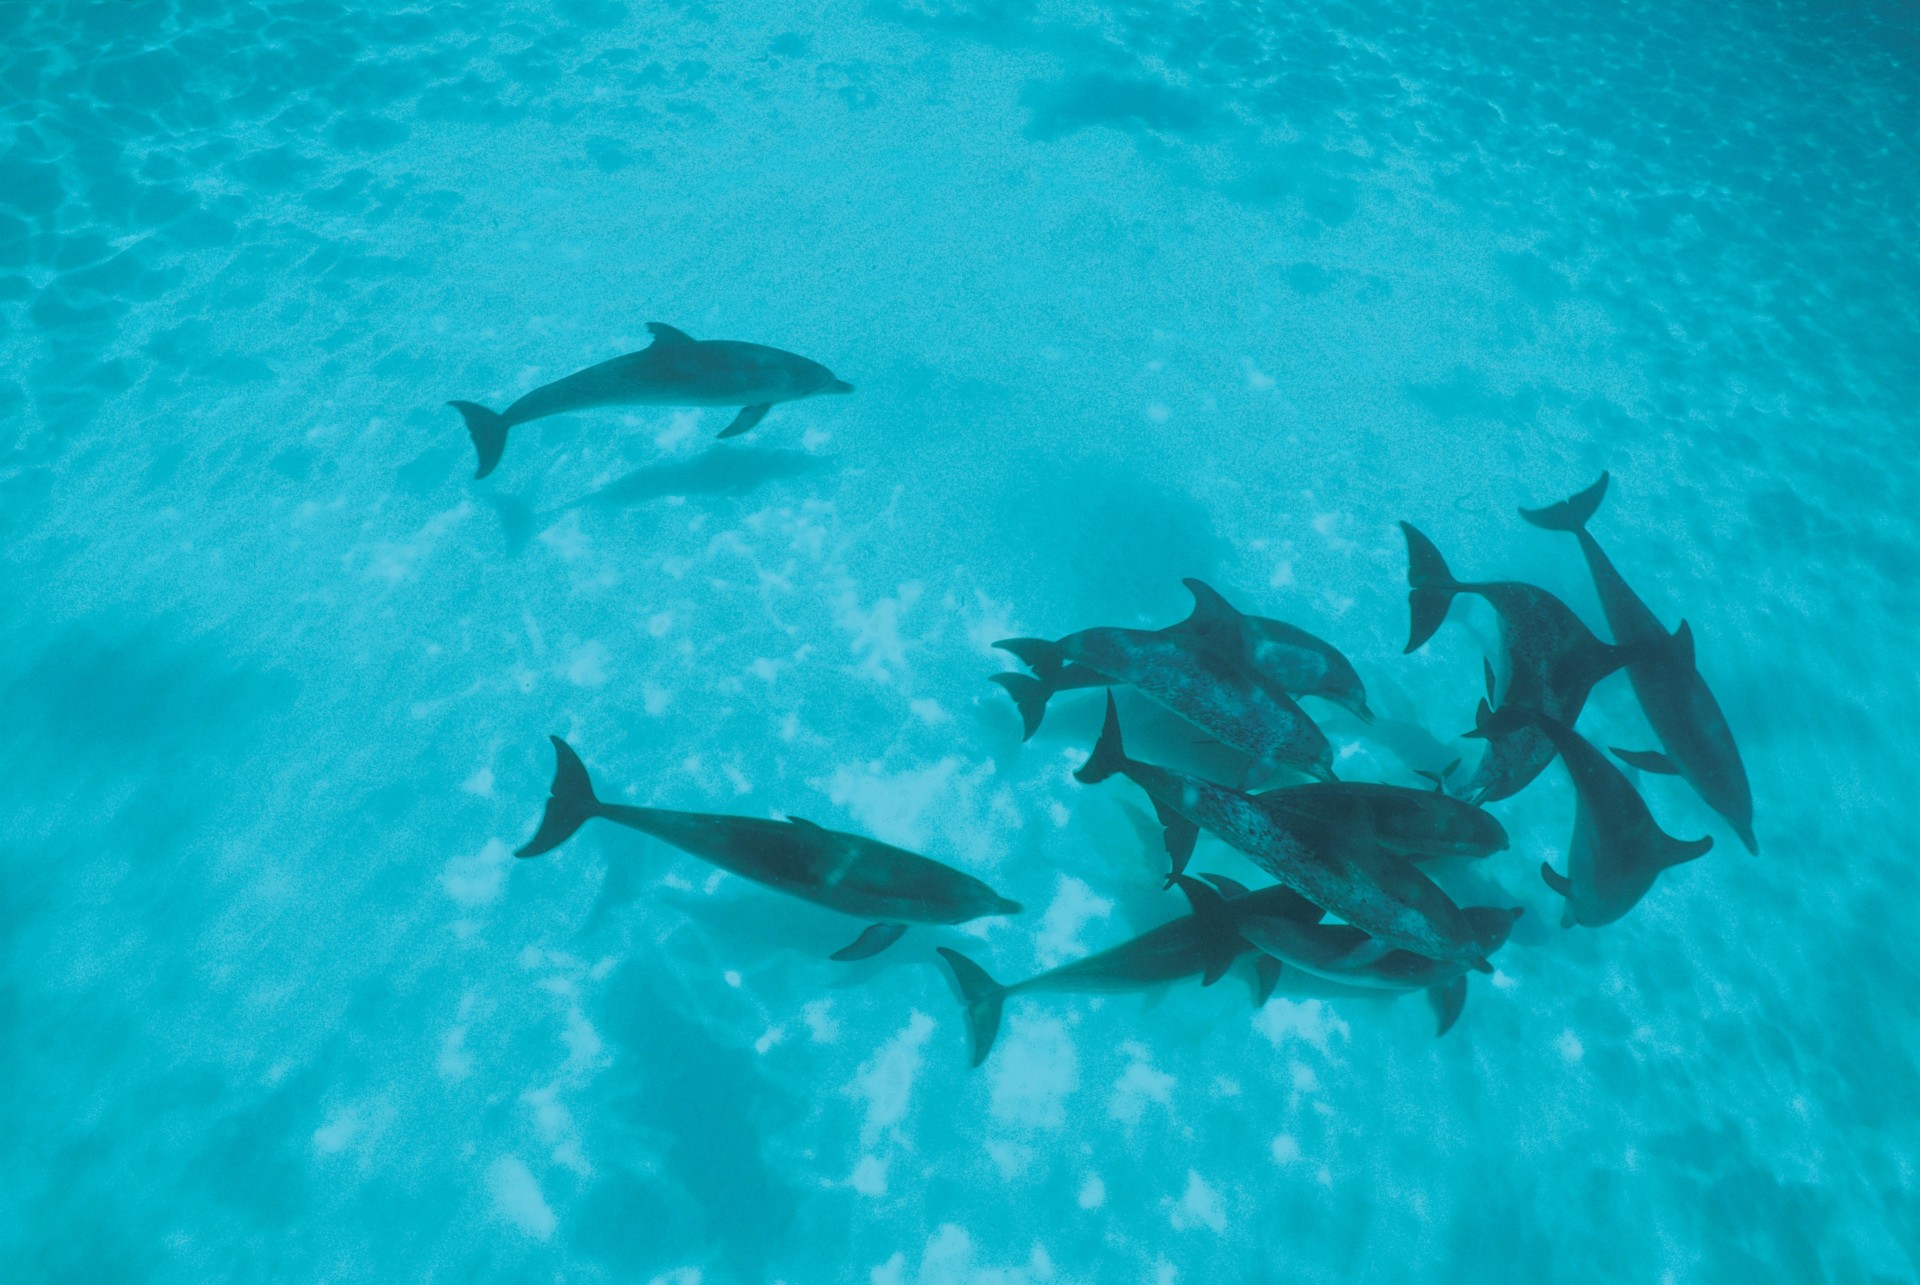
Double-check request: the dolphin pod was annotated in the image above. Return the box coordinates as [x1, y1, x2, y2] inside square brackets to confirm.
[516, 736, 1018, 959]
[1520, 473, 1757, 853]
[448, 322, 853, 479]
[490, 419, 1754, 1069]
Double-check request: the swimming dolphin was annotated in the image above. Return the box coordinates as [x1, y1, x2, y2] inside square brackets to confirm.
[1238, 904, 1524, 1035]
[516, 737, 1018, 959]
[991, 579, 1369, 740]
[937, 874, 1323, 1065]
[995, 595, 1335, 782]
[448, 323, 853, 479]
[1470, 706, 1712, 927]
[1075, 694, 1491, 971]
[1401, 522, 1629, 803]
[1146, 778, 1509, 888]
[1520, 474, 1756, 853]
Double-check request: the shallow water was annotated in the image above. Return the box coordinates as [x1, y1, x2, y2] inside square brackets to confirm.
[3, 1, 1917, 1280]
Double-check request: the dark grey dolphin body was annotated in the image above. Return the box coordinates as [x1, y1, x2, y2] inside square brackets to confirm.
[517, 737, 1018, 958]
[937, 874, 1323, 1065]
[1401, 522, 1628, 804]
[995, 588, 1335, 782]
[1238, 904, 1524, 1035]
[1521, 474, 1757, 853]
[992, 579, 1369, 741]
[448, 322, 853, 479]
[1472, 708, 1712, 927]
[1075, 695, 1493, 971]
[1254, 783, 1510, 861]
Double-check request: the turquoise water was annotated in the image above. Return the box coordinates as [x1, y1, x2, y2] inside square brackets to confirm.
[5, 0, 1917, 1280]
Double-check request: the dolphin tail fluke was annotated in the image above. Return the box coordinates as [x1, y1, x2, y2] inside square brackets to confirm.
[1428, 975, 1468, 1037]
[1399, 522, 1461, 652]
[1074, 692, 1129, 785]
[988, 671, 1052, 740]
[1520, 472, 1610, 532]
[937, 948, 1008, 1068]
[994, 637, 1067, 683]
[516, 736, 604, 857]
[448, 401, 510, 480]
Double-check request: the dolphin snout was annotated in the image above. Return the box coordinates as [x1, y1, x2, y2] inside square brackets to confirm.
[824, 378, 854, 395]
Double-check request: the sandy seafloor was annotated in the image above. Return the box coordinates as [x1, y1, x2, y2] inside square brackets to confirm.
[3, 0, 1917, 1281]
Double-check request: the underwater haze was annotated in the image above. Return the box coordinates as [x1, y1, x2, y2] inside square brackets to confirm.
[4, 0, 1918, 1281]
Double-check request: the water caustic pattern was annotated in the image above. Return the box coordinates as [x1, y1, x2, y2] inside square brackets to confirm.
[2, 0, 1917, 1280]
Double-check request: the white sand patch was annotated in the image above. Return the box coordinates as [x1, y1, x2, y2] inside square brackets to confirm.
[1168, 1169, 1227, 1233]
[486, 1156, 556, 1240]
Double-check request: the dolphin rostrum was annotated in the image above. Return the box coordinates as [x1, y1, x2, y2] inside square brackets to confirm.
[937, 874, 1323, 1066]
[1074, 694, 1492, 972]
[995, 595, 1335, 782]
[516, 737, 1018, 959]
[1470, 706, 1712, 927]
[1238, 904, 1524, 1035]
[448, 322, 853, 479]
[1401, 521, 1629, 803]
[1520, 473, 1756, 853]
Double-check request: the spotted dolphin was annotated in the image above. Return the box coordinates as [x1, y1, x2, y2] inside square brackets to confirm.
[1470, 706, 1712, 927]
[937, 874, 1324, 1065]
[448, 322, 853, 479]
[516, 737, 1018, 959]
[991, 579, 1369, 740]
[1520, 473, 1756, 853]
[995, 595, 1335, 782]
[1401, 522, 1629, 803]
[1074, 694, 1491, 971]
[1238, 904, 1524, 1035]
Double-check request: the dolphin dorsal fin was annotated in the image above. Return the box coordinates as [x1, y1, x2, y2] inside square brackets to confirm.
[646, 322, 696, 346]
[787, 816, 826, 832]
[1670, 620, 1696, 667]
[1196, 872, 1251, 900]
[1173, 578, 1243, 642]
[1172, 875, 1230, 923]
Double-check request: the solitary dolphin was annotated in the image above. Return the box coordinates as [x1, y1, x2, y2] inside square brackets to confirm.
[1238, 904, 1524, 1035]
[991, 579, 1369, 740]
[516, 737, 1018, 959]
[1520, 474, 1756, 852]
[1470, 706, 1712, 927]
[1075, 694, 1491, 971]
[995, 598, 1334, 782]
[937, 874, 1323, 1065]
[1401, 522, 1629, 803]
[448, 323, 853, 479]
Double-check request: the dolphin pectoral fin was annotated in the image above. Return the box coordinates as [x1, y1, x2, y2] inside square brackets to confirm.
[1540, 862, 1573, 897]
[1334, 937, 1397, 970]
[830, 923, 908, 961]
[1152, 798, 1200, 886]
[717, 403, 772, 438]
[1611, 748, 1680, 775]
[1196, 872, 1251, 900]
[1428, 975, 1468, 1036]
[1670, 620, 1696, 666]
[1254, 955, 1283, 1007]
[646, 322, 695, 346]
[1200, 950, 1235, 987]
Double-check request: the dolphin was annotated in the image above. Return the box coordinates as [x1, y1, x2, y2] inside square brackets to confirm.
[1401, 522, 1629, 803]
[1470, 706, 1712, 927]
[1074, 694, 1491, 971]
[516, 737, 1019, 959]
[1238, 904, 1525, 1035]
[994, 596, 1335, 783]
[1146, 778, 1509, 888]
[447, 322, 853, 479]
[937, 874, 1323, 1066]
[991, 578, 1369, 740]
[1520, 473, 1756, 853]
